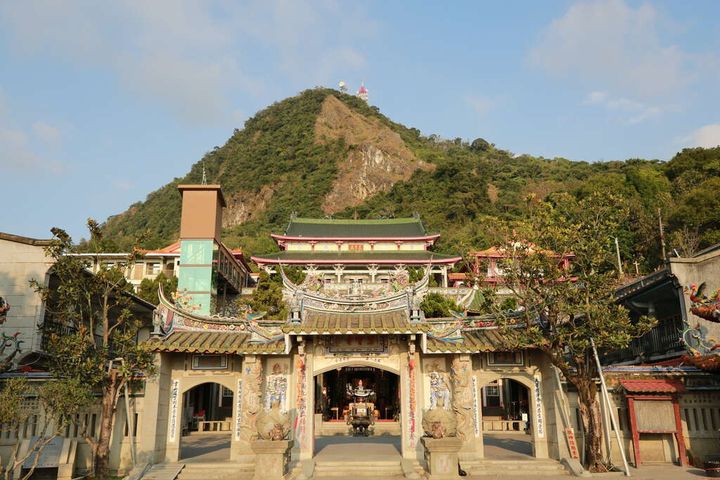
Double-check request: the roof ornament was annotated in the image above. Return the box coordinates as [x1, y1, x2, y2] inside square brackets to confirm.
[201, 161, 207, 185]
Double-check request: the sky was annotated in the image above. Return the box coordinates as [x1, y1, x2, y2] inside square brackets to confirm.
[1, 0, 719, 241]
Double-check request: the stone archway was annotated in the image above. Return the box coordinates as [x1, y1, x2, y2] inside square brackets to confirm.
[179, 380, 236, 461]
[477, 373, 549, 459]
[165, 376, 239, 462]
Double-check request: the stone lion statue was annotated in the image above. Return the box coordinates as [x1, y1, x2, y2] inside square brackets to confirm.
[256, 399, 291, 440]
[422, 397, 457, 439]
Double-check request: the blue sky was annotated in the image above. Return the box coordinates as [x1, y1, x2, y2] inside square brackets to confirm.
[1, 0, 719, 241]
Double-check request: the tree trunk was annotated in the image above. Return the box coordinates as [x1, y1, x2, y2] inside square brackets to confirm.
[94, 370, 120, 480]
[575, 379, 607, 472]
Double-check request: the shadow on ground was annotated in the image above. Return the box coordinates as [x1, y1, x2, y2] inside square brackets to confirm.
[483, 433, 533, 459]
[180, 433, 231, 462]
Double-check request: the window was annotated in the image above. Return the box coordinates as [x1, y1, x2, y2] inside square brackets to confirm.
[192, 355, 228, 370]
[348, 244, 364, 252]
[145, 262, 161, 276]
[488, 352, 524, 366]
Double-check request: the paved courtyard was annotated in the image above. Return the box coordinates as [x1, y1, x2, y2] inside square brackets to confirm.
[179, 433, 707, 479]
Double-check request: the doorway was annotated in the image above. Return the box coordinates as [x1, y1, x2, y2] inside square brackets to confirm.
[481, 378, 534, 459]
[313, 366, 401, 455]
[179, 382, 234, 461]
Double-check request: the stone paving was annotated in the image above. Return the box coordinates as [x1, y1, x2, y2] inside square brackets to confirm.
[178, 433, 707, 479]
[179, 433, 231, 462]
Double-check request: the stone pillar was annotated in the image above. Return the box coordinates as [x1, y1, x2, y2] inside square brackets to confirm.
[295, 338, 314, 461]
[441, 266, 448, 288]
[401, 336, 420, 460]
[233, 355, 263, 462]
[451, 355, 480, 462]
[138, 352, 170, 463]
[164, 375, 182, 462]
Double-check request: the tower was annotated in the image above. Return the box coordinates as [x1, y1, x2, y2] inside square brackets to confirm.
[357, 82, 368, 102]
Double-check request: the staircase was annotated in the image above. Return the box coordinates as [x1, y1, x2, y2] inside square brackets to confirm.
[177, 462, 253, 480]
[463, 458, 569, 476]
[313, 457, 406, 479]
[141, 463, 185, 480]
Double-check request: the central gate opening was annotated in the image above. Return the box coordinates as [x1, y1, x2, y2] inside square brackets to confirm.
[315, 366, 400, 435]
[313, 365, 401, 458]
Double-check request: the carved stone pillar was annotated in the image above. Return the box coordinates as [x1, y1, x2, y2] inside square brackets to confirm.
[451, 355, 478, 460]
[234, 355, 263, 461]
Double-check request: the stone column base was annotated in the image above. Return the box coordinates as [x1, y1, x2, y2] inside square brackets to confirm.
[422, 437, 463, 480]
[250, 439, 294, 480]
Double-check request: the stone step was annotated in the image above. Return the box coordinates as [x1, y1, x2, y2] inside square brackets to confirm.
[313, 459, 404, 478]
[177, 462, 253, 480]
[464, 459, 569, 476]
[142, 463, 185, 480]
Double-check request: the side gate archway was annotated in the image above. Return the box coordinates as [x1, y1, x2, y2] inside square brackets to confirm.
[477, 373, 549, 459]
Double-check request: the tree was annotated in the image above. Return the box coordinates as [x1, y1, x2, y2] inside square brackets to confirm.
[137, 272, 178, 305]
[420, 292, 461, 318]
[0, 378, 93, 480]
[488, 193, 655, 472]
[31, 222, 154, 479]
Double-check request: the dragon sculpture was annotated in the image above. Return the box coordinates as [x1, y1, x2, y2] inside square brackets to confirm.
[685, 283, 720, 323]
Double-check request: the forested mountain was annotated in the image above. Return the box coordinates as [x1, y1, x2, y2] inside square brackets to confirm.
[101, 88, 720, 272]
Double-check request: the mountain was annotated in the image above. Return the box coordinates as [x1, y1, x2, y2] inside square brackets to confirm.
[101, 88, 720, 270]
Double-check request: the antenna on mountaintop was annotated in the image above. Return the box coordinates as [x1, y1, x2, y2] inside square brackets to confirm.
[201, 161, 207, 185]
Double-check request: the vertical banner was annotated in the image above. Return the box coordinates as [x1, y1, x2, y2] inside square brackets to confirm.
[234, 378, 243, 441]
[168, 379, 180, 442]
[472, 376, 480, 437]
[294, 354, 307, 448]
[534, 376, 545, 438]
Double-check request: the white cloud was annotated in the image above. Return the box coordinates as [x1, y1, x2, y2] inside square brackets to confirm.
[466, 95, 495, 116]
[529, 0, 711, 98]
[0, 0, 374, 125]
[32, 121, 62, 145]
[683, 124, 720, 148]
[0, 86, 65, 173]
[583, 90, 663, 124]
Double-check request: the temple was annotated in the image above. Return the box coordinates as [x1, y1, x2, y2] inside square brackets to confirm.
[251, 217, 462, 287]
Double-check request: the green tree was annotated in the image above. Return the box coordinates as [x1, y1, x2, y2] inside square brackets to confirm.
[248, 272, 289, 320]
[0, 378, 93, 480]
[489, 193, 655, 472]
[420, 292, 461, 318]
[137, 272, 178, 305]
[31, 222, 155, 479]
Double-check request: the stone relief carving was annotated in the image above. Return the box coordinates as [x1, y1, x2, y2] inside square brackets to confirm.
[240, 358, 263, 441]
[429, 370, 451, 410]
[451, 356, 473, 441]
[256, 400, 291, 440]
[264, 361, 289, 412]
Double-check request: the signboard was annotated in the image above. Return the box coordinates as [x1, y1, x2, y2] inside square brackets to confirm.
[329, 335, 387, 354]
[635, 400, 676, 432]
[23, 437, 63, 469]
[564, 428, 580, 459]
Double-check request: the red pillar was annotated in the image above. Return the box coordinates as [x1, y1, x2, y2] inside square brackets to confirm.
[673, 398, 688, 466]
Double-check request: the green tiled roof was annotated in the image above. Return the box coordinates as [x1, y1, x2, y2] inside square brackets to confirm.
[282, 217, 428, 238]
[149, 331, 286, 355]
[426, 330, 508, 353]
[282, 310, 430, 335]
[252, 250, 461, 263]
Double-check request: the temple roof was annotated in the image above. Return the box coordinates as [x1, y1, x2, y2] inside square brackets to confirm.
[276, 217, 433, 239]
[425, 329, 507, 353]
[252, 250, 461, 265]
[149, 331, 285, 355]
[282, 310, 430, 335]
